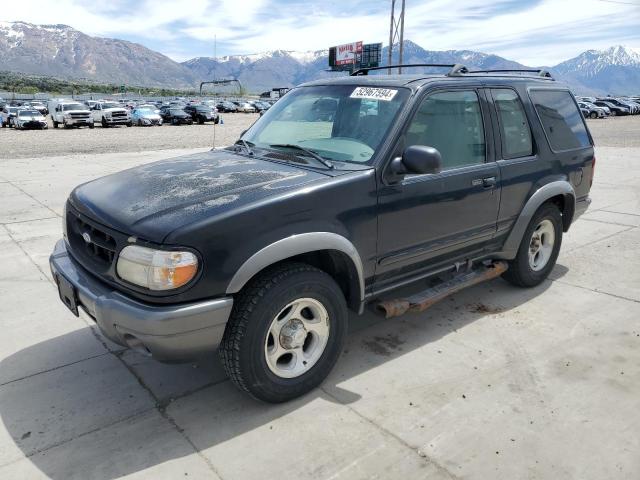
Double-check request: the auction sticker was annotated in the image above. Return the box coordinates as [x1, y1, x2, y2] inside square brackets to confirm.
[350, 87, 398, 101]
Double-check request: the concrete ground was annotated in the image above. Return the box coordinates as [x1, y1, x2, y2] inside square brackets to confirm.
[0, 120, 639, 479]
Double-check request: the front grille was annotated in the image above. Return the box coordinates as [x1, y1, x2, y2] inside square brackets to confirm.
[70, 112, 90, 119]
[70, 216, 116, 265]
[111, 111, 127, 119]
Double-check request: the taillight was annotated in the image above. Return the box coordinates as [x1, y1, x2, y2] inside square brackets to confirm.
[590, 156, 596, 187]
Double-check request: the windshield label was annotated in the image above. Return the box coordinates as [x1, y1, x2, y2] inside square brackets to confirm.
[350, 87, 398, 101]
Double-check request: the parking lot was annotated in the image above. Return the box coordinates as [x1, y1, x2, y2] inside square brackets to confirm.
[0, 117, 639, 479]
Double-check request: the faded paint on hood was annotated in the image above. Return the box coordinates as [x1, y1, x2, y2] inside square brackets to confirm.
[70, 149, 330, 242]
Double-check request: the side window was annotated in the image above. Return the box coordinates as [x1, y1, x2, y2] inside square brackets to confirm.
[529, 90, 591, 151]
[492, 89, 533, 159]
[405, 90, 485, 170]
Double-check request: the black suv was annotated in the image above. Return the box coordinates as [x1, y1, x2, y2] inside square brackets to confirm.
[50, 65, 594, 403]
[184, 104, 220, 124]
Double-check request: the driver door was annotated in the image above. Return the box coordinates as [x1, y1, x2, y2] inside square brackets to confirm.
[375, 88, 500, 289]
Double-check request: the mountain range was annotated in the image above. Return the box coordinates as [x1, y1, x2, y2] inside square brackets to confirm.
[1, 21, 639, 94]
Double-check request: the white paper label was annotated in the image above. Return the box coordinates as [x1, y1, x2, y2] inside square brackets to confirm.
[350, 87, 398, 101]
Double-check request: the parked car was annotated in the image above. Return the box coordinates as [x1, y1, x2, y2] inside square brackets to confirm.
[50, 67, 594, 403]
[131, 107, 163, 126]
[216, 101, 238, 113]
[13, 109, 48, 130]
[91, 101, 132, 127]
[593, 100, 629, 116]
[159, 106, 193, 125]
[578, 101, 606, 119]
[184, 104, 220, 124]
[27, 101, 48, 115]
[235, 102, 257, 113]
[598, 98, 636, 114]
[48, 100, 94, 129]
[0, 106, 19, 127]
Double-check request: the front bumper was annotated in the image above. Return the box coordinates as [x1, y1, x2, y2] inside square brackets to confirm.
[574, 196, 592, 220]
[66, 118, 93, 126]
[49, 239, 234, 362]
[19, 121, 47, 129]
[103, 117, 130, 124]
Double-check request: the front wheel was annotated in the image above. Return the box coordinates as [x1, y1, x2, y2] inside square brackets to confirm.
[101, 118, 108, 128]
[590, 112, 598, 119]
[502, 203, 562, 288]
[220, 263, 348, 403]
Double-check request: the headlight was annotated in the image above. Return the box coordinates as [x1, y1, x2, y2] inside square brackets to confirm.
[116, 245, 198, 290]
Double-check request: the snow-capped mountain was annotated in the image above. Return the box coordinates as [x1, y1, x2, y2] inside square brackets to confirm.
[0, 21, 197, 87]
[1, 21, 638, 94]
[548, 45, 640, 94]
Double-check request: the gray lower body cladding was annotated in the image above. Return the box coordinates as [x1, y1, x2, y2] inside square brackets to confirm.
[49, 239, 233, 362]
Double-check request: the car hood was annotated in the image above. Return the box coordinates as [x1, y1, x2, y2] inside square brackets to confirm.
[70, 149, 331, 242]
[103, 108, 128, 113]
[19, 115, 45, 121]
[139, 113, 161, 119]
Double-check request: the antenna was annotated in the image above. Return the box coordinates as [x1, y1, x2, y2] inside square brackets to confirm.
[388, 0, 406, 74]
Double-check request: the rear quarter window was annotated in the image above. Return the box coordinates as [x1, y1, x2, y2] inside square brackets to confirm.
[529, 90, 591, 151]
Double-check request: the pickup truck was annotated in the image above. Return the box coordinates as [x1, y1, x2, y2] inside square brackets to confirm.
[91, 101, 132, 127]
[50, 65, 594, 402]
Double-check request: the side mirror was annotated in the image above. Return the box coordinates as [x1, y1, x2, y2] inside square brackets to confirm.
[388, 145, 442, 182]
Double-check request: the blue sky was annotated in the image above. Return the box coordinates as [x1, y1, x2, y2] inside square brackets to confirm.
[3, 0, 640, 65]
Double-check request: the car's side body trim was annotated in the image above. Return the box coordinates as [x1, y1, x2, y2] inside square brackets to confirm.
[226, 232, 365, 302]
[495, 180, 576, 259]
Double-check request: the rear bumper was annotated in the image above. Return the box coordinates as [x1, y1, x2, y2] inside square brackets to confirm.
[49, 239, 233, 362]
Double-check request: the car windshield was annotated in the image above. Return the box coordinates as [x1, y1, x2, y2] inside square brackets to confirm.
[63, 104, 84, 111]
[242, 85, 409, 165]
[19, 110, 39, 117]
[8, 107, 18, 113]
[101, 102, 119, 109]
[137, 108, 154, 114]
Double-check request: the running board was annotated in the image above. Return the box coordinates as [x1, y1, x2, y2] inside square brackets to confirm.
[376, 261, 508, 318]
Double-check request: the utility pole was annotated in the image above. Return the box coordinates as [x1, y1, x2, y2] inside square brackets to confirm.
[388, 0, 406, 74]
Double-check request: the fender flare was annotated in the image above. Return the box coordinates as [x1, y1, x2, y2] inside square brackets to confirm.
[226, 232, 365, 302]
[497, 180, 576, 260]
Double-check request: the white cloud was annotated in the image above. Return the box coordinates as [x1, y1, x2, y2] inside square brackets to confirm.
[1, 0, 639, 65]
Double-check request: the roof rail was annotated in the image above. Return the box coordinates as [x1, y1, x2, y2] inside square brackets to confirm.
[466, 68, 554, 79]
[350, 64, 468, 77]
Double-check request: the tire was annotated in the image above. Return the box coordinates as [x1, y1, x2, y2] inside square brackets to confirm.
[89, 123, 95, 129]
[589, 112, 598, 119]
[101, 118, 108, 128]
[53, 120, 58, 128]
[502, 203, 563, 288]
[220, 262, 348, 403]
[137, 119, 143, 127]
[198, 117, 205, 125]
[611, 110, 617, 117]
[63, 121, 69, 129]
[126, 121, 132, 127]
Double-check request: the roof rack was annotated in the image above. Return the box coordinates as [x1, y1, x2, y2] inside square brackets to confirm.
[350, 64, 469, 77]
[466, 69, 554, 79]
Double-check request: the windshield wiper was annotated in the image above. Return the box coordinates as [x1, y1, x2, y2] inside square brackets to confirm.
[269, 144, 334, 169]
[234, 139, 255, 155]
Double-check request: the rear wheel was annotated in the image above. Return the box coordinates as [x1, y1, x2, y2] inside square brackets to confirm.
[589, 111, 598, 119]
[503, 203, 562, 288]
[220, 262, 348, 403]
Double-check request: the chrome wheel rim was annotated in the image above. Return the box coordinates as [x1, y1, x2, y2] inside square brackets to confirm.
[264, 298, 330, 379]
[528, 219, 555, 271]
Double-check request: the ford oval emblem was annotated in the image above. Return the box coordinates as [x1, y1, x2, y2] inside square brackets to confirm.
[82, 232, 92, 243]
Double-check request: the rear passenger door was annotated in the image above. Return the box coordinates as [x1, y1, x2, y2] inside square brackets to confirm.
[375, 88, 500, 289]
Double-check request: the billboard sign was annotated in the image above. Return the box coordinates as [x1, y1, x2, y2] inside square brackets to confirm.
[334, 41, 363, 65]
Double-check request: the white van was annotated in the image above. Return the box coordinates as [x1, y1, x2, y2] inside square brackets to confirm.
[47, 100, 93, 129]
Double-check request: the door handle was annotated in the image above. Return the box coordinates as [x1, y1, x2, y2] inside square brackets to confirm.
[482, 176, 497, 188]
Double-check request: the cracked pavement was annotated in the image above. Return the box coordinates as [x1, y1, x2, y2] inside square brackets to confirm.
[0, 120, 639, 479]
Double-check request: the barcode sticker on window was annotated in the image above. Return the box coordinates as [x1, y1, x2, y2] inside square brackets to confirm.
[350, 87, 398, 101]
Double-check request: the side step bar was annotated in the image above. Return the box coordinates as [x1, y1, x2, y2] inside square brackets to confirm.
[376, 261, 508, 319]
